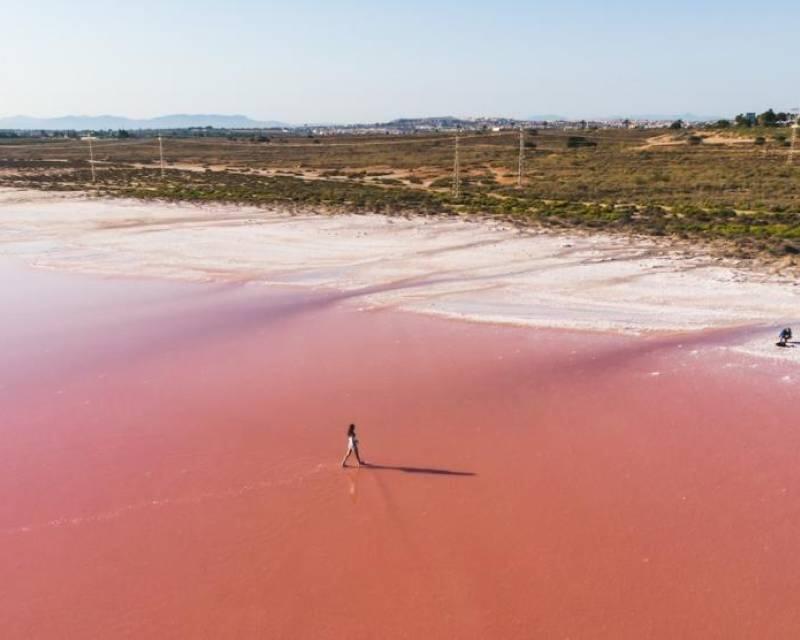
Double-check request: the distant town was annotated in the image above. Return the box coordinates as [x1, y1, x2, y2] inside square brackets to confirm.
[1, 110, 797, 140]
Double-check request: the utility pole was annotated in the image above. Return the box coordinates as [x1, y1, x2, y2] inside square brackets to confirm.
[789, 121, 798, 167]
[517, 126, 524, 188]
[452, 129, 461, 199]
[87, 137, 96, 183]
[158, 135, 166, 178]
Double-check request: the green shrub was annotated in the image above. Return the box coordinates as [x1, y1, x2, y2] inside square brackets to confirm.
[566, 136, 597, 149]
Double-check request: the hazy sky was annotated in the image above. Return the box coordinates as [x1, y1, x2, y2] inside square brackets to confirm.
[1, 0, 797, 122]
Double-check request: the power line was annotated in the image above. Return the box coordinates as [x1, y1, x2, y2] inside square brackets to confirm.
[2, 129, 650, 159]
[0, 138, 154, 150]
[169, 130, 519, 149]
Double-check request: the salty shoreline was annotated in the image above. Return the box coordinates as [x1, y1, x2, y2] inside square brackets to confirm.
[1, 187, 799, 363]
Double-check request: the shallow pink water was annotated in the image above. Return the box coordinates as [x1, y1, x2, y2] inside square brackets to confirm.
[1, 262, 799, 639]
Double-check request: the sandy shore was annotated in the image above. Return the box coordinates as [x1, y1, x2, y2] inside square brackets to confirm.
[1, 187, 799, 362]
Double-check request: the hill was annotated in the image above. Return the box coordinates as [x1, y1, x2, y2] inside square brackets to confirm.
[0, 114, 290, 130]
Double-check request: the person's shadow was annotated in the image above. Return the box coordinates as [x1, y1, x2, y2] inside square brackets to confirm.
[359, 462, 475, 477]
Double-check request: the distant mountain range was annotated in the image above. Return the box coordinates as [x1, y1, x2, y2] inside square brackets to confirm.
[0, 114, 291, 130]
[526, 115, 569, 122]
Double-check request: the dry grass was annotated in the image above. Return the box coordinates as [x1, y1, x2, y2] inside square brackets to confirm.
[2, 127, 800, 262]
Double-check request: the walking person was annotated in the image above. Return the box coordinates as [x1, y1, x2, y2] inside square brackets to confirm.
[778, 327, 793, 346]
[341, 423, 366, 467]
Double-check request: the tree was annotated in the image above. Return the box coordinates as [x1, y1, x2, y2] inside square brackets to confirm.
[669, 119, 684, 130]
[117, 129, 130, 138]
[757, 109, 778, 127]
[734, 114, 752, 127]
[715, 119, 731, 128]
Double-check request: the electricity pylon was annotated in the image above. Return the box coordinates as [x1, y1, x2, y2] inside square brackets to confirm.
[452, 129, 461, 199]
[158, 135, 166, 178]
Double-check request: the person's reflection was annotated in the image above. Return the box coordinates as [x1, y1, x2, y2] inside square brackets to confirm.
[345, 467, 360, 504]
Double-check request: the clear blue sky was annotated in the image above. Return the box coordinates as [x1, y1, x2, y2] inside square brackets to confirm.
[1, 0, 797, 122]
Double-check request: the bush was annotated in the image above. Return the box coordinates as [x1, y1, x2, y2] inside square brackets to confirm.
[783, 241, 800, 255]
[566, 136, 597, 149]
[428, 177, 452, 189]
